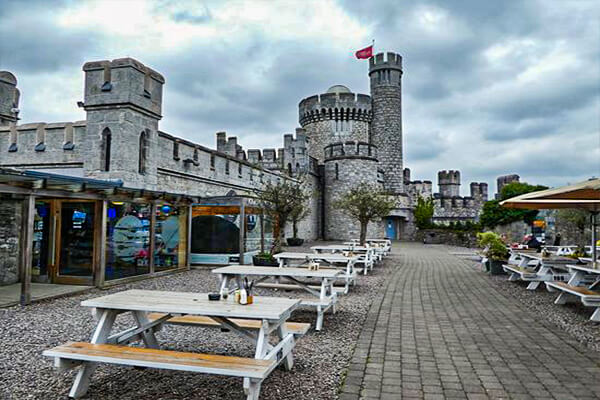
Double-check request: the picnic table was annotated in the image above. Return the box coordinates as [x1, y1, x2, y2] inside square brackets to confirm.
[348, 239, 391, 256]
[311, 245, 376, 275]
[43, 289, 305, 399]
[213, 265, 342, 331]
[503, 252, 572, 290]
[273, 252, 358, 294]
[546, 263, 600, 322]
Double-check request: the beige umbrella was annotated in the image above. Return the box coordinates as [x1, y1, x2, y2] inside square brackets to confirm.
[500, 178, 600, 262]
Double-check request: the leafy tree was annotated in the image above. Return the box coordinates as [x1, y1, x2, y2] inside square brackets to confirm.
[254, 178, 309, 253]
[289, 199, 311, 239]
[480, 182, 548, 228]
[414, 196, 434, 229]
[334, 183, 395, 245]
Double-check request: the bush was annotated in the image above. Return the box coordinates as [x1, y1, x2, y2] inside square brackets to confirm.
[477, 231, 509, 261]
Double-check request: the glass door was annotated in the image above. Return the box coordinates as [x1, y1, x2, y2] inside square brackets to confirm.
[53, 201, 96, 284]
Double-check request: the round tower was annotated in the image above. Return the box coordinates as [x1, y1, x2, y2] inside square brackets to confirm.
[369, 52, 403, 194]
[298, 85, 372, 163]
[323, 141, 380, 240]
[438, 170, 461, 197]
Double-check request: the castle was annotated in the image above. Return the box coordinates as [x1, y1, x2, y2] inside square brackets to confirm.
[0, 52, 489, 241]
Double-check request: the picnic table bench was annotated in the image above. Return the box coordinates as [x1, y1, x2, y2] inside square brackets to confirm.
[213, 265, 342, 331]
[503, 252, 572, 290]
[546, 263, 600, 322]
[43, 289, 304, 399]
[347, 239, 391, 256]
[273, 252, 358, 294]
[311, 245, 376, 274]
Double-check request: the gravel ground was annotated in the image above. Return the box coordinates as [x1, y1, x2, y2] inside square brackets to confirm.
[445, 244, 600, 353]
[0, 241, 391, 400]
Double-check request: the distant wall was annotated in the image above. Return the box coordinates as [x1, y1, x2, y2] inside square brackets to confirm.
[0, 197, 21, 286]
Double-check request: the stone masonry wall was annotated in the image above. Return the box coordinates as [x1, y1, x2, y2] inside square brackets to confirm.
[323, 157, 381, 240]
[0, 197, 21, 286]
[302, 119, 370, 163]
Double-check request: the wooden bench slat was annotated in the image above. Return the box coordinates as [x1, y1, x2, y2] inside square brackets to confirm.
[147, 313, 310, 336]
[547, 282, 600, 297]
[43, 342, 274, 379]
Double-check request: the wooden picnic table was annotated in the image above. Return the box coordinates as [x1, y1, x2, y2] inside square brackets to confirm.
[310, 245, 376, 275]
[43, 289, 302, 399]
[213, 265, 342, 331]
[503, 253, 573, 290]
[273, 252, 358, 294]
[347, 239, 391, 255]
[546, 264, 600, 322]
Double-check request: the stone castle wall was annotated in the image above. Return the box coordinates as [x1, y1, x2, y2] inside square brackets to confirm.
[0, 197, 21, 285]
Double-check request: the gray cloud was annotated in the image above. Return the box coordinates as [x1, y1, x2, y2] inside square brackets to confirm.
[1, 0, 598, 191]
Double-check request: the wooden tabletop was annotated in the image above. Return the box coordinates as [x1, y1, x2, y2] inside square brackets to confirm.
[567, 264, 600, 274]
[80, 289, 300, 321]
[274, 252, 359, 261]
[311, 245, 370, 252]
[212, 265, 343, 278]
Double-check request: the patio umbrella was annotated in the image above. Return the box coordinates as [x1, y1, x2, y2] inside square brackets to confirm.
[500, 178, 600, 262]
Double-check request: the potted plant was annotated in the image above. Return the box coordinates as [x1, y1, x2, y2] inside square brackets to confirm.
[477, 231, 498, 272]
[252, 252, 279, 266]
[484, 235, 509, 275]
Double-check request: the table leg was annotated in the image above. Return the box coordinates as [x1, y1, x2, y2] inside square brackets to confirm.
[277, 324, 294, 370]
[69, 308, 116, 398]
[133, 311, 160, 349]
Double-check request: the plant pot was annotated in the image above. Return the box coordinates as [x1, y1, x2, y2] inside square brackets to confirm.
[286, 238, 304, 246]
[482, 259, 491, 272]
[252, 256, 279, 267]
[489, 259, 506, 275]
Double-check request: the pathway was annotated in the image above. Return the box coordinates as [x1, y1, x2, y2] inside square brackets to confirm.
[339, 242, 600, 400]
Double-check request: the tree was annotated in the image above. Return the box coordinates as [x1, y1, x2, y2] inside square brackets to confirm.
[414, 195, 434, 229]
[479, 182, 548, 228]
[253, 178, 309, 253]
[289, 200, 311, 239]
[334, 183, 395, 245]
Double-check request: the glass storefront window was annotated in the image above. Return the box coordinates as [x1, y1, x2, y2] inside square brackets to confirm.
[155, 203, 183, 271]
[191, 206, 241, 254]
[106, 202, 151, 280]
[244, 210, 262, 254]
[32, 201, 51, 280]
[263, 214, 275, 253]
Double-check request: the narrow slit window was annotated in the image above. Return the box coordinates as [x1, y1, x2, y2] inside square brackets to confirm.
[335, 163, 339, 180]
[210, 153, 215, 169]
[173, 141, 180, 160]
[138, 130, 148, 174]
[101, 128, 111, 171]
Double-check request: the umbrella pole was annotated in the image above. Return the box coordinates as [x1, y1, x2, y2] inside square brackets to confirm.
[592, 212, 598, 264]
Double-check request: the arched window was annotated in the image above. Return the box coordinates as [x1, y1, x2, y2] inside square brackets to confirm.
[138, 130, 148, 174]
[101, 128, 112, 171]
[238, 163, 242, 177]
[335, 163, 339, 180]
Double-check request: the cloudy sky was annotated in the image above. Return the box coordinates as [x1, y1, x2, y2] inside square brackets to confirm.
[1, 0, 598, 194]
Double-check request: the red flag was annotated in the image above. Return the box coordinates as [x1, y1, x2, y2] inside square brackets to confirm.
[355, 45, 373, 59]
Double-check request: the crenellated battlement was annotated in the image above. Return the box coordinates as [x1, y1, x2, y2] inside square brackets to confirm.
[369, 52, 403, 71]
[83, 58, 165, 119]
[438, 170, 461, 184]
[298, 87, 372, 126]
[324, 141, 377, 161]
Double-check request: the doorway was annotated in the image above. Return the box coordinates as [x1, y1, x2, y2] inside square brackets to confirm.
[52, 201, 97, 285]
[385, 218, 397, 240]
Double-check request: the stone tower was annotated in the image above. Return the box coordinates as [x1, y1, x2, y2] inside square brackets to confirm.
[298, 85, 372, 162]
[369, 52, 403, 193]
[323, 141, 379, 240]
[438, 170, 461, 197]
[81, 58, 165, 189]
[0, 71, 20, 127]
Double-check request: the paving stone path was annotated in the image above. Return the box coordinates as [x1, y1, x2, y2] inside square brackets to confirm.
[339, 242, 600, 400]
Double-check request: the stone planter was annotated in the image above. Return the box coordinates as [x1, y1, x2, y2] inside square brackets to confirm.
[286, 238, 304, 246]
[252, 256, 279, 267]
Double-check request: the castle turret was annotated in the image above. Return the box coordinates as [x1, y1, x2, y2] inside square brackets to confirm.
[81, 58, 165, 189]
[298, 85, 371, 162]
[438, 170, 461, 197]
[369, 52, 403, 193]
[0, 72, 20, 127]
[496, 174, 520, 198]
[323, 141, 380, 240]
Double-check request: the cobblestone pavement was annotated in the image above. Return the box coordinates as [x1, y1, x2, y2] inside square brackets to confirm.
[338, 242, 600, 400]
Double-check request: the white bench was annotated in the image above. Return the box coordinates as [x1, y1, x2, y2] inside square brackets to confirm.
[44, 342, 274, 399]
[545, 264, 600, 322]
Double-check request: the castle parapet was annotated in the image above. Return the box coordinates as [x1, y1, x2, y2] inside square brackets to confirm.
[299, 91, 372, 126]
[324, 141, 377, 161]
[0, 71, 20, 126]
